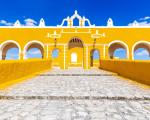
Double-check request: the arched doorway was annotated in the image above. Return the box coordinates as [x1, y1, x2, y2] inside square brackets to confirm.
[108, 41, 128, 59]
[68, 37, 84, 68]
[0, 40, 21, 60]
[24, 41, 44, 59]
[133, 41, 150, 60]
[90, 49, 100, 67]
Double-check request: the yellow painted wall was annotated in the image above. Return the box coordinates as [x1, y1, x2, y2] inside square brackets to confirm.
[0, 59, 51, 89]
[100, 59, 150, 86]
[0, 28, 150, 45]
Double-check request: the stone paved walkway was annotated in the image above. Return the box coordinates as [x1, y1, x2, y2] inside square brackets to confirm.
[0, 68, 149, 120]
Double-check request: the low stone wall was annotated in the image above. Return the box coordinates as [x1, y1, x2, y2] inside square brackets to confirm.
[100, 59, 150, 86]
[0, 59, 51, 89]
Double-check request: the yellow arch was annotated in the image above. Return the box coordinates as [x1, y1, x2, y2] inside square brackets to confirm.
[23, 40, 44, 59]
[132, 40, 150, 60]
[0, 40, 21, 60]
[108, 40, 129, 59]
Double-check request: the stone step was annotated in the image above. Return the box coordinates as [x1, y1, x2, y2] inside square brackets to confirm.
[0, 95, 149, 101]
[37, 73, 118, 76]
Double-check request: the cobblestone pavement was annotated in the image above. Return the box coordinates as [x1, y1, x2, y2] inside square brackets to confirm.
[0, 68, 149, 120]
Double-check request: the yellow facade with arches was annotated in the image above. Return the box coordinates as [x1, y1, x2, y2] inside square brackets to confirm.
[0, 27, 149, 69]
[0, 11, 149, 70]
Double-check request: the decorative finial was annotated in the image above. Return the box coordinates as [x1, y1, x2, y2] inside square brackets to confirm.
[75, 10, 78, 14]
[14, 20, 21, 27]
[107, 18, 114, 27]
[39, 18, 45, 27]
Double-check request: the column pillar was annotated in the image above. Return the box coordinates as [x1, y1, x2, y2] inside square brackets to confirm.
[43, 45, 48, 59]
[104, 45, 109, 59]
[128, 46, 133, 60]
[84, 44, 89, 69]
[60, 45, 67, 69]
[0, 50, 2, 60]
[19, 51, 24, 60]
[63, 44, 66, 69]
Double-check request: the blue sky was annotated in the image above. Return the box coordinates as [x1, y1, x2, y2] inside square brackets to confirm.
[1, 0, 150, 60]
[1, 0, 150, 26]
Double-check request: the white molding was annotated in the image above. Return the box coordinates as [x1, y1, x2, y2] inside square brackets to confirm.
[86, 44, 109, 46]
[103, 45, 106, 59]
[1, 26, 150, 28]
[46, 45, 49, 59]
[44, 43, 109, 46]
[64, 45, 66, 69]
[132, 40, 150, 60]
[108, 40, 129, 59]
[86, 44, 88, 69]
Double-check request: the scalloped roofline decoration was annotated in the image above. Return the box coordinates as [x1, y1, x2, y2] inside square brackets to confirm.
[0, 10, 150, 28]
[57, 10, 95, 27]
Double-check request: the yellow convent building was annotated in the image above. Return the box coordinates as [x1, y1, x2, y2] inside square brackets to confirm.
[0, 10, 149, 69]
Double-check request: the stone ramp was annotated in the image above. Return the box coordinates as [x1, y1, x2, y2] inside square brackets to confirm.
[0, 68, 149, 98]
[0, 68, 149, 120]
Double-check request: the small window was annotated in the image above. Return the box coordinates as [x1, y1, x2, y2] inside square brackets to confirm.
[52, 49, 59, 58]
[71, 53, 77, 63]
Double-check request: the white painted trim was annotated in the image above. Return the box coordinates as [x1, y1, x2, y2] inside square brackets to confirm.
[86, 45, 88, 69]
[45, 43, 67, 46]
[86, 44, 109, 46]
[103, 45, 106, 59]
[44, 43, 109, 46]
[68, 67, 83, 69]
[0, 40, 21, 60]
[64, 45, 66, 69]
[1, 26, 150, 28]
[0, 50, 2, 60]
[132, 40, 150, 60]
[46, 45, 49, 58]
[108, 40, 129, 59]
[23, 40, 44, 59]
[69, 63, 83, 65]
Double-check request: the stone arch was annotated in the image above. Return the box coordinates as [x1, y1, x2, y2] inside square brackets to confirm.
[23, 40, 44, 59]
[108, 40, 129, 59]
[132, 41, 150, 60]
[90, 49, 100, 67]
[0, 40, 21, 60]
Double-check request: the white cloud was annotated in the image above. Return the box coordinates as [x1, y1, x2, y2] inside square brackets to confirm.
[0, 18, 38, 26]
[24, 18, 37, 26]
[0, 20, 13, 26]
[128, 21, 150, 26]
[139, 16, 150, 21]
[28, 50, 41, 54]
[128, 16, 150, 26]
[135, 50, 149, 56]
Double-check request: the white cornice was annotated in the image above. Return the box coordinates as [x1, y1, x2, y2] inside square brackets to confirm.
[0, 26, 150, 28]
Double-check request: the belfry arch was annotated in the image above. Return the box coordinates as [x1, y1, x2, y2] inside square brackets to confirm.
[108, 41, 129, 59]
[68, 37, 84, 68]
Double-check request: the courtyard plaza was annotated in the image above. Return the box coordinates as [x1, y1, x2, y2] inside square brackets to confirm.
[0, 68, 149, 120]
